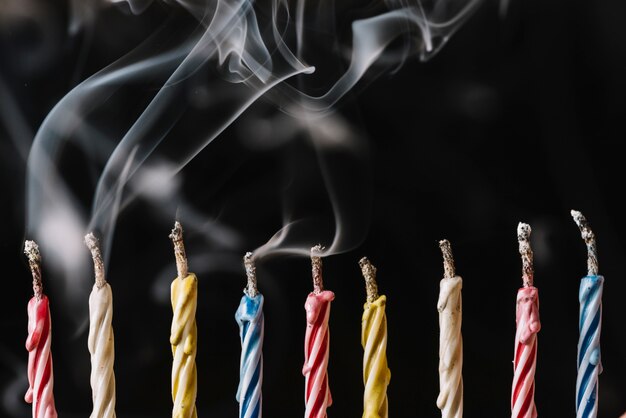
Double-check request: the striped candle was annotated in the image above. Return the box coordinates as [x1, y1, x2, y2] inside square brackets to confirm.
[359, 258, 390, 418]
[436, 240, 463, 418]
[511, 223, 541, 418]
[85, 233, 116, 418]
[169, 222, 198, 418]
[24, 240, 58, 418]
[571, 210, 603, 418]
[235, 253, 264, 418]
[302, 245, 334, 418]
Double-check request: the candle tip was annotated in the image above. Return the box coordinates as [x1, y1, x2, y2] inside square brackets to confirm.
[84, 232, 106, 288]
[359, 257, 379, 303]
[24, 240, 43, 300]
[438, 239, 456, 279]
[243, 252, 258, 297]
[311, 244, 325, 294]
[169, 221, 188, 279]
[517, 222, 534, 287]
[570, 209, 599, 276]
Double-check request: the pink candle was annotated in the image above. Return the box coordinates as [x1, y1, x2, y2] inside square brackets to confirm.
[511, 224, 541, 418]
[302, 245, 334, 418]
[24, 240, 57, 418]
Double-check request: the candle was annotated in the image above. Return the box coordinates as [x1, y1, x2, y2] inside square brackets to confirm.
[23, 240, 58, 418]
[511, 223, 541, 418]
[359, 257, 390, 418]
[235, 252, 264, 418]
[436, 240, 463, 418]
[302, 245, 334, 418]
[85, 233, 117, 418]
[571, 210, 603, 418]
[169, 222, 198, 418]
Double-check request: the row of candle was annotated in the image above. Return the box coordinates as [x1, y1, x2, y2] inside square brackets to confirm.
[21, 210, 604, 418]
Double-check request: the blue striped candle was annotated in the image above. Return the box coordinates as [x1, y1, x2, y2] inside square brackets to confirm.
[577, 275, 603, 418]
[235, 253, 264, 418]
[571, 210, 603, 418]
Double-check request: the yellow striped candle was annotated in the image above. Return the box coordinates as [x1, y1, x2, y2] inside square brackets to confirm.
[359, 257, 391, 418]
[169, 222, 198, 418]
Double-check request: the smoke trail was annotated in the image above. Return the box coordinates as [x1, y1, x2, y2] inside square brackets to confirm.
[22, 0, 483, 305]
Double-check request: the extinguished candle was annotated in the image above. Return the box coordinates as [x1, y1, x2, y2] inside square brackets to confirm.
[436, 240, 463, 418]
[571, 210, 603, 418]
[23, 240, 58, 418]
[359, 257, 390, 418]
[85, 233, 116, 418]
[169, 222, 198, 418]
[235, 252, 264, 418]
[511, 223, 541, 418]
[302, 245, 334, 418]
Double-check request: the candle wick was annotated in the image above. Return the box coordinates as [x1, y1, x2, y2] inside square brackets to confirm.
[84, 232, 107, 288]
[438, 239, 456, 279]
[311, 244, 324, 294]
[24, 240, 43, 301]
[517, 222, 534, 287]
[244, 252, 258, 297]
[359, 257, 379, 303]
[570, 210, 599, 276]
[169, 221, 189, 279]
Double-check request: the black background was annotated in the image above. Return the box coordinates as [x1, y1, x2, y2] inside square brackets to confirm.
[1, 0, 625, 417]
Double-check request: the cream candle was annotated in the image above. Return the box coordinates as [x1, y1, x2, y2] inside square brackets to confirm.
[85, 233, 116, 418]
[436, 240, 463, 418]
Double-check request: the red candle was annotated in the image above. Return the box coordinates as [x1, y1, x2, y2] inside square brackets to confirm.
[302, 245, 334, 418]
[24, 240, 57, 418]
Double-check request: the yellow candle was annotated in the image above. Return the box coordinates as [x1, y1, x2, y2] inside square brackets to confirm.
[360, 258, 391, 418]
[169, 222, 198, 418]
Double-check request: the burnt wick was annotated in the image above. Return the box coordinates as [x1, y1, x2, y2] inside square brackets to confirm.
[571, 210, 599, 276]
[24, 240, 43, 301]
[85, 233, 106, 288]
[517, 222, 534, 287]
[244, 252, 258, 297]
[439, 239, 456, 279]
[311, 244, 324, 294]
[169, 221, 188, 279]
[359, 257, 379, 303]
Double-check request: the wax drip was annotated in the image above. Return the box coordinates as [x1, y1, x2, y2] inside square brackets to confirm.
[517, 223, 534, 287]
[24, 240, 43, 301]
[244, 252, 258, 298]
[570, 210, 599, 276]
[85, 233, 107, 288]
[439, 239, 456, 279]
[359, 257, 379, 303]
[169, 221, 188, 279]
[311, 244, 324, 294]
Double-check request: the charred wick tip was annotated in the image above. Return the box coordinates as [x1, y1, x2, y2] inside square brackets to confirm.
[24, 240, 43, 300]
[85, 233, 106, 288]
[517, 222, 534, 287]
[359, 257, 379, 303]
[438, 239, 456, 279]
[311, 244, 324, 294]
[244, 252, 258, 298]
[570, 209, 599, 276]
[169, 221, 188, 279]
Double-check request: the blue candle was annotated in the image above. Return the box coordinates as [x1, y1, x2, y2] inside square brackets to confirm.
[571, 210, 603, 418]
[235, 253, 264, 418]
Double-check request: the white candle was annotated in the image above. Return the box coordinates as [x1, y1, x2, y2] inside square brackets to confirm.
[85, 233, 116, 418]
[436, 240, 463, 418]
